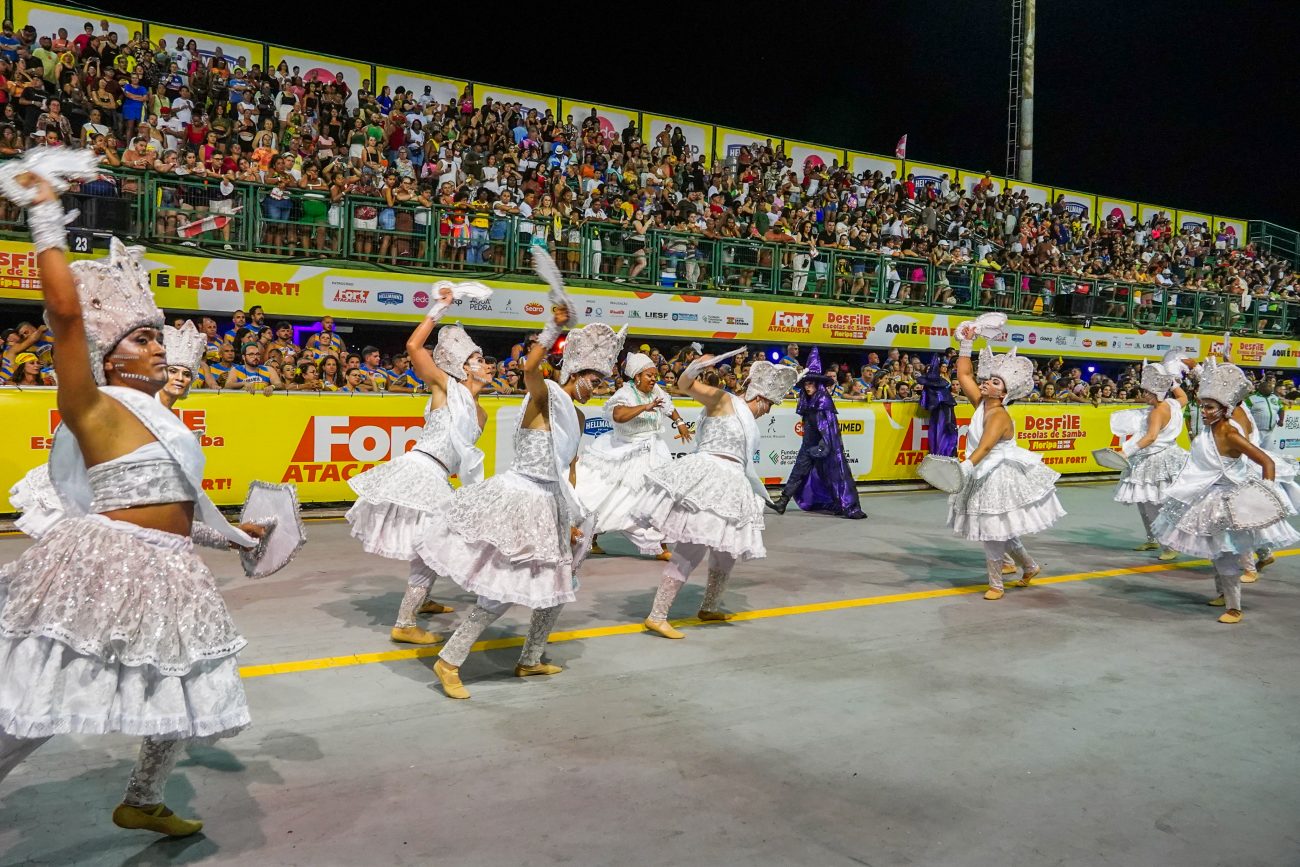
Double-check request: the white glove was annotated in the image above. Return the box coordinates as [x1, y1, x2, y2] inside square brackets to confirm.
[960, 458, 975, 476]
[954, 320, 978, 342]
[1120, 436, 1142, 458]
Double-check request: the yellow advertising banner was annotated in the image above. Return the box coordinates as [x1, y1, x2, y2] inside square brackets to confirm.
[1006, 180, 1053, 206]
[957, 168, 1005, 197]
[0, 391, 1167, 511]
[266, 48, 370, 107]
[1098, 197, 1137, 226]
[560, 102, 638, 149]
[148, 24, 262, 71]
[641, 115, 713, 165]
[1052, 188, 1096, 223]
[783, 140, 847, 174]
[1138, 203, 1175, 225]
[375, 67, 467, 107]
[902, 161, 957, 192]
[848, 151, 902, 180]
[715, 127, 779, 164]
[1213, 216, 1249, 248]
[1, 241, 1289, 364]
[1176, 209, 1213, 233]
[15, 1, 143, 44]
[473, 84, 558, 117]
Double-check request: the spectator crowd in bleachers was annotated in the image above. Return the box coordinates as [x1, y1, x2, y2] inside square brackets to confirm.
[0, 13, 1295, 331]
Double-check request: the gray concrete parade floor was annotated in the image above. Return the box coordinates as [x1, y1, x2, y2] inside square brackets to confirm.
[1, 482, 1299, 867]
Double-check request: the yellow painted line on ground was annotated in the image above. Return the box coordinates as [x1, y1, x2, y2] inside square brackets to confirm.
[238, 549, 1298, 679]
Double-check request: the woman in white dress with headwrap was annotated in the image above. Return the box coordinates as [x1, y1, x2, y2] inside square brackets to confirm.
[948, 320, 1066, 600]
[631, 356, 797, 638]
[346, 283, 492, 645]
[1112, 361, 1189, 561]
[576, 350, 693, 559]
[1152, 359, 1299, 623]
[416, 250, 626, 699]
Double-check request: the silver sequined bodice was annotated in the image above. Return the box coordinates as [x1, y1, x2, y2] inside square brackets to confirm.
[512, 427, 557, 480]
[696, 413, 747, 462]
[88, 441, 193, 513]
[412, 406, 458, 469]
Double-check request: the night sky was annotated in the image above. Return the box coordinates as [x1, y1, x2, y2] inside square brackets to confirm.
[89, 0, 1300, 230]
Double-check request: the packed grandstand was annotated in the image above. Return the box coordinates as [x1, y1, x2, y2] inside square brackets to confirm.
[1, 3, 1297, 407]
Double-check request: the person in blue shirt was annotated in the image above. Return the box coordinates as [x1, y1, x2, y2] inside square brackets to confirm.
[359, 345, 390, 391]
[0, 20, 22, 62]
[386, 351, 423, 393]
[244, 305, 269, 339]
[220, 310, 247, 345]
[779, 343, 801, 367]
[224, 343, 281, 392]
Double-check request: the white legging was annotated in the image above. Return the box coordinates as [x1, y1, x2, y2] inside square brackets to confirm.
[981, 538, 1037, 591]
[438, 597, 564, 668]
[1137, 502, 1162, 543]
[1, 734, 186, 805]
[649, 543, 737, 621]
[395, 557, 441, 628]
[1212, 553, 1243, 611]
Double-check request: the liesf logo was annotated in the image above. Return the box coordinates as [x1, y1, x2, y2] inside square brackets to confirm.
[1011, 333, 1025, 343]
[524, 302, 545, 316]
[1028, 333, 1037, 345]
[1021, 414, 1083, 452]
[333, 288, 369, 305]
[377, 291, 404, 306]
[769, 310, 813, 334]
[412, 291, 430, 309]
[283, 415, 424, 483]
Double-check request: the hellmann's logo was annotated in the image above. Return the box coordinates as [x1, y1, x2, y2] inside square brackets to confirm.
[283, 415, 425, 483]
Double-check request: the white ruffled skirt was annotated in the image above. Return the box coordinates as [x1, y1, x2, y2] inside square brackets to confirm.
[576, 437, 670, 555]
[1153, 480, 1300, 559]
[346, 450, 453, 560]
[948, 449, 1065, 542]
[1115, 445, 1189, 504]
[414, 471, 577, 609]
[630, 452, 766, 560]
[0, 514, 250, 740]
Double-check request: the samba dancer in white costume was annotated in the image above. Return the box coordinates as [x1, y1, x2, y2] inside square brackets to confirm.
[0, 159, 265, 837]
[1223, 375, 1300, 582]
[576, 350, 693, 559]
[1151, 360, 1299, 623]
[346, 283, 491, 644]
[9, 320, 208, 541]
[1114, 362, 1189, 561]
[948, 322, 1066, 600]
[158, 320, 207, 410]
[417, 251, 623, 699]
[632, 355, 797, 639]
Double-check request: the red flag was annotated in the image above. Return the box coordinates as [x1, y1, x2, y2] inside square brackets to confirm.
[895, 135, 908, 159]
[177, 207, 241, 238]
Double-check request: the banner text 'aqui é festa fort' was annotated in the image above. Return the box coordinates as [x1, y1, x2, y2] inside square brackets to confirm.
[1, 241, 1296, 368]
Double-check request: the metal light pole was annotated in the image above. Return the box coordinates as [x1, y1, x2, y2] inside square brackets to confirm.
[1018, 0, 1036, 182]
[1005, 0, 1036, 181]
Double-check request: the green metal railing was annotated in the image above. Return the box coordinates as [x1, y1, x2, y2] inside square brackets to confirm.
[6, 167, 1294, 338]
[1249, 220, 1300, 265]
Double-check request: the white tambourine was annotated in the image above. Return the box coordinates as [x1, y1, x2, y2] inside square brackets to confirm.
[917, 454, 967, 493]
[1225, 479, 1289, 530]
[239, 481, 307, 578]
[1091, 448, 1130, 472]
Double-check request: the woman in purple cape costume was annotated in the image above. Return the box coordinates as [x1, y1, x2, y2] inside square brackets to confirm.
[768, 349, 866, 519]
[918, 354, 959, 458]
